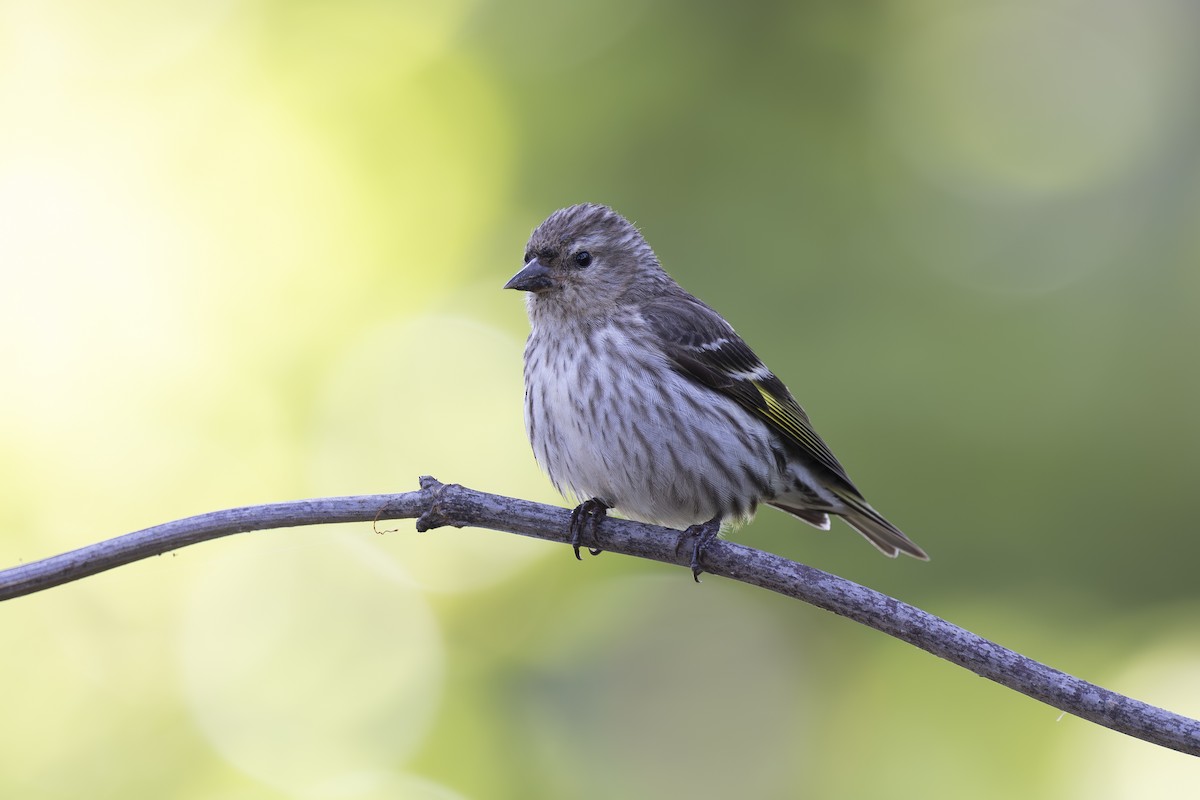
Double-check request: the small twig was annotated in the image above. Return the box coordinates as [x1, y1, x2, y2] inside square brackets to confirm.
[1, 476, 1196, 756]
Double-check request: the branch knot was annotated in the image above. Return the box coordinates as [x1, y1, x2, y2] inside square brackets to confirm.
[415, 476, 461, 532]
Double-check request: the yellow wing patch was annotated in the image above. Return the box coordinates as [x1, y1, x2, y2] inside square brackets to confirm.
[754, 382, 806, 440]
[752, 381, 853, 488]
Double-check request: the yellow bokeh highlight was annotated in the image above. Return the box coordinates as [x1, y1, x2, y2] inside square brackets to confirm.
[0, 0, 514, 545]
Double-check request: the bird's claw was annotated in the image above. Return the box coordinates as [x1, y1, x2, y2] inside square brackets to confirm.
[686, 518, 722, 582]
[568, 498, 609, 559]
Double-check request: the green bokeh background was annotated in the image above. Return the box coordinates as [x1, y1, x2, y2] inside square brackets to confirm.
[3, 1, 1199, 797]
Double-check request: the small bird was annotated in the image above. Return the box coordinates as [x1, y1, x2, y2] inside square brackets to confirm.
[505, 203, 927, 578]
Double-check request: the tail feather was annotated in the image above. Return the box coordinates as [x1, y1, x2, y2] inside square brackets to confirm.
[839, 501, 928, 560]
[770, 487, 929, 560]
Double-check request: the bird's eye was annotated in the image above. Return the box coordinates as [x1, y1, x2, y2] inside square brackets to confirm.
[523, 250, 533, 264]
[574, 251, 592, 268]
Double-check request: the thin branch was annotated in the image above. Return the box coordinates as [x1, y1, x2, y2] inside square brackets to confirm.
[2, 476, 1197, 756]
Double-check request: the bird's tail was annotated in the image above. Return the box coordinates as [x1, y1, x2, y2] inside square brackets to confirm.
[838, 496, 928, 560]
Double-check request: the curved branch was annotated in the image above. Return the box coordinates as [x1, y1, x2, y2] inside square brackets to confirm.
[2, 476, 1197, 756]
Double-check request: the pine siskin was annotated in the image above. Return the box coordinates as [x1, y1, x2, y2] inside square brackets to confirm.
[505, 203, 927, 577]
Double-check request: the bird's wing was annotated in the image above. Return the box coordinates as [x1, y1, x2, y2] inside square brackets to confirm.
[644, 295, 860, 493]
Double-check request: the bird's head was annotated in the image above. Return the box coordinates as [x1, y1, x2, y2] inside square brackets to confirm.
[504, 204, 670, 318]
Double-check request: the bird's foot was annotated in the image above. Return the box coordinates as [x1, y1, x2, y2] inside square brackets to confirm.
[568, 498, 609, 559]
[685, 517, 723, 582]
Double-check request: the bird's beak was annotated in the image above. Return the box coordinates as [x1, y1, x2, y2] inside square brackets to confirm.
[504, 258, 554, 293]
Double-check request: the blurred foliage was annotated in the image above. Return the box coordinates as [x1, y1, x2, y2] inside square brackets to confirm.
[2, 0, 1199, 797]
